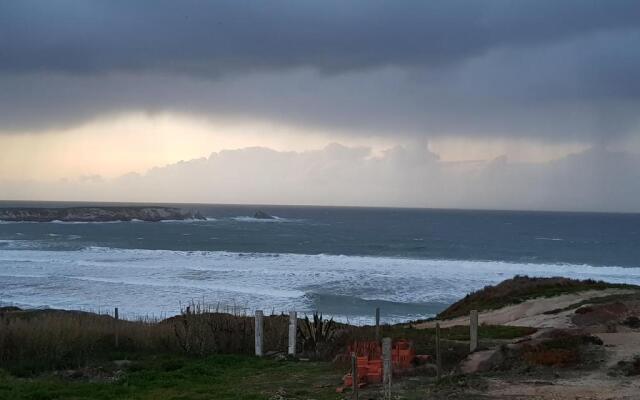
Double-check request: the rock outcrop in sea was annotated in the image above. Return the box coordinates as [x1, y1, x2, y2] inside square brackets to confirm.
[253, 210, 276, 219]
[0, 207, 206, 222]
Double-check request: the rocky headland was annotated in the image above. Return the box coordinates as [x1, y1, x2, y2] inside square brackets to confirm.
[0, 206, 205, 222]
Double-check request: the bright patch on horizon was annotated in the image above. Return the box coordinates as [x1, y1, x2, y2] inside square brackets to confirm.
[0, 112, 594, 182]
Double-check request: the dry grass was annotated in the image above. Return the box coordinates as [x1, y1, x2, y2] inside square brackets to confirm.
[521, 348, 579, 366]
[518, 330, 603, 368]
[0, 304, 292, 375]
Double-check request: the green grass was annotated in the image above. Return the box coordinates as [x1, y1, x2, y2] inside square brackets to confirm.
[0, 355, 343, 400]
[0, 322, 535, 400]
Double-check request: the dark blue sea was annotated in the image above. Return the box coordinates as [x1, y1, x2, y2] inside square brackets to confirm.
[1, 201, 639, 323]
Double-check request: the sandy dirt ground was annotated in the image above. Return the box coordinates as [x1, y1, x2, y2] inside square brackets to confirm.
[596, 332, 640, 367]
[416, 289, 640, 400]
[414, 289, 636, 329]
[485, 374, 640, 400]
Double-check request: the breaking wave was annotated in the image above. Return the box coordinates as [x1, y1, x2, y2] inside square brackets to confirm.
[1, 243, 639, 323]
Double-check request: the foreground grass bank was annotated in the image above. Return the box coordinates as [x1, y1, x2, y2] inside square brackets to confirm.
[0, 355, 342, 400]
[3, 276, 633, 399]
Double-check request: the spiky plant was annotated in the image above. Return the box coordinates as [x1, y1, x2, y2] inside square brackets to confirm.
[298, 312, 336, 357]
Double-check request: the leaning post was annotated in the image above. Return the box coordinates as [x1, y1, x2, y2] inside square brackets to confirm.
[288, 310, 297, 356]
[470, 310, 479, 352]
[255, 310, 264, 356]
[382, 337, 392, 399]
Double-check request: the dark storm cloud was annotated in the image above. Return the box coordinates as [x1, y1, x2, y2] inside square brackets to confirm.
[1, 0, 639, 141]
[2, 0, 638, 74]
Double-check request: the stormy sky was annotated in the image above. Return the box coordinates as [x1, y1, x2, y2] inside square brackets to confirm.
[1, 1, 639, 211]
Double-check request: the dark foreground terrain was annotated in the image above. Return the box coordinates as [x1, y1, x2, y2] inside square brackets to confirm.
[1, 276, 639, 399]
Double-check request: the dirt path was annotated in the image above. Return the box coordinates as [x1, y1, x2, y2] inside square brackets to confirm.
[486, 374, 640, 400]
[595, 332, 640, 367]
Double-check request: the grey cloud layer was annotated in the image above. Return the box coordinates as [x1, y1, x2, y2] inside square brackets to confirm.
[1, 1, 639, 142]
[2, 0, 638, 74]
[4, 144, 640, 212]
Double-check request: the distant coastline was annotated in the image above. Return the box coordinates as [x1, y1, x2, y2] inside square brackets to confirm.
[0, 206, 205, 222]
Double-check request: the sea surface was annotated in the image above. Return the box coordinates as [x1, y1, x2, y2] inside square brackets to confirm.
[1, 201, 640, 323]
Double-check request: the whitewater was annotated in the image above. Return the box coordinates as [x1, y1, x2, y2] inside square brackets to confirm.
[2, 204, 640, 323]
[2, 243, 640, 323]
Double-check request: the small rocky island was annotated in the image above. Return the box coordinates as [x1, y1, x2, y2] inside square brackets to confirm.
[253, 210, 276, 219]
[0, 206, 206, 222]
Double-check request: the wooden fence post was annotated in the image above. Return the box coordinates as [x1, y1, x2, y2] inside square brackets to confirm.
[382, 337, 392, 399]
[470, 310, 478, 353]
[351, 352, 359, 400]
[435, 323, 442, 380]
[255, 310, 264, 356]
[375, 307, 381, 341]
[114, 307, 119, 348]
[288, 311, 297, 356]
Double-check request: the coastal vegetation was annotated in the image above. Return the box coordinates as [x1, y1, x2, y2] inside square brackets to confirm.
[0, 306, 531, 399]
[0, 355, 342, 400]
[1, 276, 639, 399]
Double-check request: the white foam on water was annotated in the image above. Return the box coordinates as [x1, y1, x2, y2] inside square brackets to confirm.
[0, 239, 41, 249]
[49, 220, 122, 224]
[159, 218, 216, 223]
[1, 245, 639, 323]
[231, 216, 302, 223]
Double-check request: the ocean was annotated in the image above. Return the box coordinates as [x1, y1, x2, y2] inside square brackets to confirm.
[1, 201, 640, 323]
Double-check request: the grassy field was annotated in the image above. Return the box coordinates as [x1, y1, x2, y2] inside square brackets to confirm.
[0, 355, 343, 400]
[0, 308, 540, 400]
[5, 276, 592, 399]
[0, 322, 538, 400]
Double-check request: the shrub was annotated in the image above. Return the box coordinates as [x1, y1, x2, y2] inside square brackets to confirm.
[0, 305, 291, 375]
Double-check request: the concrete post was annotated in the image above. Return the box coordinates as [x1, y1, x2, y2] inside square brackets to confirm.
[351, 352, 359, 399]
[375, 307, 381, 341]
[382, 337, 392, 399]
[255, 310, 264, 356]
[288, 311, 297, 356]
[435, 323, 442, 380]
[114, 307, 119, 348]
[470, 310, 479, 352]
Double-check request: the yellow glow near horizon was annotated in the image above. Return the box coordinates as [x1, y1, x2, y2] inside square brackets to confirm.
[0, 112, 591, 182]
[0, 113, 369, 181]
